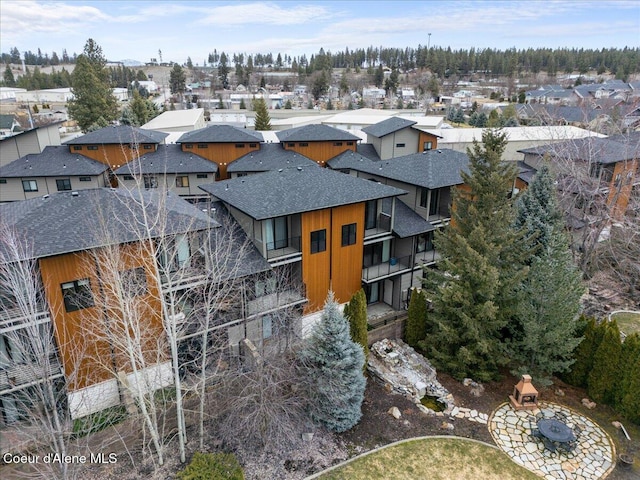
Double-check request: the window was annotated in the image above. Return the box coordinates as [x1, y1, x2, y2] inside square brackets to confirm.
[79, 176, 91, 182]
[0, 178, 6, 184]
[342, 223, 357, 246]
[424, 141, 433, 151]
[73, 146, 82, 151]
[429, 189, 440, 216]
[249, 143, 257, 148]
[235, 144, 245, 148]
[184, 144, 193, 149]
[143, 144, 153, 150]
[287, 143, 295, 147]
[123, 175, 134, 181]
[262, 315, 273, 339]
[22, 180, 38, 192]
[61, 279, 94, 312]
[143, 175, 158, 189]
[420, 187, 428, 208]
[197, 144, 208, 149]
[176, 176, 190, 188]
[347, 141, 354, 146]
[299, 142, 309, 147]
[364, 200, 377, 230]
[122, 267, 147, 298]
[416, 231, 434, 253]
[395, 143, 405, 148]
[265, 217, 288, 250]
[87, 145, 98, 151]
[333, 142, 343, 146]
[310, 229, 326, 254]
[56, 178, 72, 191]
[363, 240, 390, 267]
[196, 173, 208, 179]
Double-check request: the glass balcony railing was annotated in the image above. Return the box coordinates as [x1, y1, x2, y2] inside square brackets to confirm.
[362, 254, 411, 281]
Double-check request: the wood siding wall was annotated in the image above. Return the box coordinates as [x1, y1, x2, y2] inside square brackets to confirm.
[283, 141, 357, 165]
[301, 203, 364, 314]
[39, 243, 164, 391]
[181, 143, 260, 179]
[70, 144, 157, 169]
[417, 132, 439, 152]
[608, 158, 638, 218]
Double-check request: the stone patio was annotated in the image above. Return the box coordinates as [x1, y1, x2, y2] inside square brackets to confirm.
[489, 401, 616, 480]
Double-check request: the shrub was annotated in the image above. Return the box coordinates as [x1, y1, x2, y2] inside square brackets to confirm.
[177, 452, 244, 480]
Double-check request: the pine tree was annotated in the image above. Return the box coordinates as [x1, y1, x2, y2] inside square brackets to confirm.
[67, 39, 118, 132]
[405, 289, 427, 348]
[253, 98, 272, 131]
[588, 320, 622, 405]
[344, 289, 369, 361]
[508, 165, 584, 385]
[563, 317, 605, 387]
[169, 64, 186, 96]
[3, 65, 16, 87]
[299, 292, 366, 432]
[421, 130, 526, 381]
[619, 334, 640, 423]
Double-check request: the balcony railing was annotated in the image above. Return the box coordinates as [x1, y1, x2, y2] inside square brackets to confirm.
[264, 236, 302, 260]
[0, 355, 63, 396]
[365, 213, 392, 238]
[247, 289, 307, 317]
[415, 249, 440, 266]
[362, 254, 411, 281]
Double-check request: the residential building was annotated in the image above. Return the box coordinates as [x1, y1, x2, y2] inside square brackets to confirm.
[142, 108, 206, 133]
[226, 143, 317, 178]
[0, 115, 22, 140]
[362, 117, 441, 160]
[275, 124, 360, 166]
[0, 122, 63, 167]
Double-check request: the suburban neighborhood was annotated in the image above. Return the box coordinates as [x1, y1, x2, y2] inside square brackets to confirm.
[1, 8, 640, 479]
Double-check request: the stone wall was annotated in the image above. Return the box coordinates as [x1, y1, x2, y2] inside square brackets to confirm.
[367, 318, 405, 346]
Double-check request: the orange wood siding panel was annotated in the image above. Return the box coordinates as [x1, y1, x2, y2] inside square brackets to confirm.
[70, 144, 156, 169]
[608, 159, 638, 218]
[330, 203, 364, 304]
[418, 132, 439, 151]
[39, 243, 165, 391]
[301, 209, 331, 313]
[283, 142, 357, 165]
[181, 143, 260, 179]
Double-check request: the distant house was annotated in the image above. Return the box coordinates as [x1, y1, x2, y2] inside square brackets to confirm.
[362, 117, 441, 160]
[142, 108, 206, 133]
[0, 114, 22, 139]
[0, 122, 63, 167]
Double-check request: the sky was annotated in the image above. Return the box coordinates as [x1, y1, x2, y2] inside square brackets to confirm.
[1, 0, 639, 65]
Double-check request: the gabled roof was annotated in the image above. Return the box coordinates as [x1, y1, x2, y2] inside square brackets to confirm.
[0, 114, 18, 130]
[518, 137, 639, 165]
[177, 124, 263, 144]
[113, 144, 218, 175]
[328, 148, 470, 189]
[355, 143, 382, 161]
[226, 143, 318, 173]
[0, 146, 109, 177]
[361, 117, 417, 138]
[199, 165, 406, 220]
[275, 124, 360, 142]
[66, 126, 168, 145]
[392, 200, 435, 238]
[0, 188, 214, 260]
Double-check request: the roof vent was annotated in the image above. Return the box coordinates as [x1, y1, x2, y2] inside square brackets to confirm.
[437, 149, 442, 153]
[63, 164, 66, 168]
[297, 166, 302, 171]
[42, 194, 49, 200]
[71, 191, 79, 197]
[278, 169, 283, 172]
[225, 184, 229, 190]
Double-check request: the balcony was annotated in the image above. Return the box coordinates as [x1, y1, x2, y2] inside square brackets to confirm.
[365, 213, 392, 239]
[415, 249, 440, 266]
[263, 236, 302, 261]
[0, 355, 64, 396]
[247, 289, 307, 317]
[362, 254, 411, 282]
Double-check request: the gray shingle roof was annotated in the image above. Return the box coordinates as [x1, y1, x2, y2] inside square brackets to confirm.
[518, 137, 639, 165]
[113, 144, 218, 175]
[356, 143, 381, 161]
[516, 161, 537, 185]
[177, 125, 263, 144]
[275, 124, 360, 142]
[328, 148, 470, 189]
[199, 165, 406, 220]
[0, 188, 214, 260]
[361, 117, 417, 138]
[227, 144, 318, 173]
[0, 146, 109, 177]
[392, 200, 435, 238]
[66, 126, 168, 145]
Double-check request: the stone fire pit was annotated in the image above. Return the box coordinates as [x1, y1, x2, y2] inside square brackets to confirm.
[367, 338, 455, 415]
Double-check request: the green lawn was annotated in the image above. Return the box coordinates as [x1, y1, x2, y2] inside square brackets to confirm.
[611, 311, 640, 336]
[317, 437, 540, 480]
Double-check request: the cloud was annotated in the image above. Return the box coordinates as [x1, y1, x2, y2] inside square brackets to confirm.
[193, 2, 335, 27]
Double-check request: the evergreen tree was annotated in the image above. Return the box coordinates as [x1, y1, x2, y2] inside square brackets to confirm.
[3, 65, 15, 87]
[564, 317, 604, 387]
[169, 64, 186, 96]
[299, 293, 366, 433]
[420, 130, 525, 381]
[239, 98, 246, 109]
[67, 39, 118, 132]
[253, 98, 272, 130]
[127, 89, 159, 126]
[588, 321, 622, 405]
[218, 52, 229, 88]
[508, 166, 584, 385]
[619, 333, 640, 423]
[284, 99, 292, 109]
[344, 289, 369, 362]
[405, 289, 428, 348]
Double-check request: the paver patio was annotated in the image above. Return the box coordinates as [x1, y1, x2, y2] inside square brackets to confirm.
[489, 401, 616, 480]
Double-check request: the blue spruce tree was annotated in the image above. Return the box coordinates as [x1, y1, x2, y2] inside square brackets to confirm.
[299, 292, 366, 432]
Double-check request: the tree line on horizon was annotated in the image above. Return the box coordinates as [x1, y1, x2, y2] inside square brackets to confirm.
[3, 45, 640, 79]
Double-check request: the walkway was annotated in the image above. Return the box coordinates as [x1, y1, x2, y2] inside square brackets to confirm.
[489, 402, 616, 480]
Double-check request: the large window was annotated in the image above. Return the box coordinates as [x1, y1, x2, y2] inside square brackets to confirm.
[56, 178, 72, 191]
[341, 223, 357, 246]
[265, 217, 288, 250]
[429, 189, 440, 216]
[364, 200, 377, 230]
[61, 279, 94, 312]
[416, 231, 434, 253]
[420, 187, 428, 208]
[22, 180, 38, 192]
[363, 240, 390, 267]
[424, 141, 433, 151]
[310, 229, 326, 254]
[143, 175, 158, 189]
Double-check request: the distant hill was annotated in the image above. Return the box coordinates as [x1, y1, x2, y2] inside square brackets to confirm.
[118, 59, 145, 67]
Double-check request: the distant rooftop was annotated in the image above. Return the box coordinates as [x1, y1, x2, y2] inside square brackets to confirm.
[227, 144, 318, 173]
[66, 125, 168, 145]
[177, 124, 263, 144]
[114, 144, 218, 174]
[275, 124, 360, 142]
[0, 146, 108, 177]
